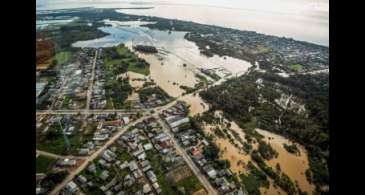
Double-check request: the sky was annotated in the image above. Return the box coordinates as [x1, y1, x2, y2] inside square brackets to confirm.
[37, 0, 329, 46]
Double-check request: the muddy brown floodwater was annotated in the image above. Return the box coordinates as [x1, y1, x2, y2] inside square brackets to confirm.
[201, 114, 315, 195]
[256, 129, 315, 194]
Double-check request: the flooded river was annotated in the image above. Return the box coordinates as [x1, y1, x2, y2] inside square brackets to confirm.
[72, 19, 252, 98]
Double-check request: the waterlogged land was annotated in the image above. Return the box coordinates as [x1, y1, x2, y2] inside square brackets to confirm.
[36, 7, 328, 195]
[201, 115, 315, 194]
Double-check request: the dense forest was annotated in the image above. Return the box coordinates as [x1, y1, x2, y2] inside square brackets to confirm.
[200, 71, 329, 194]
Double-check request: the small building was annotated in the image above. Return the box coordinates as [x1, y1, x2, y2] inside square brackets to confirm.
[76, 175, 87, 184]
[191, 147, 201, 156]
[143, 184, 152, 193]
[79, 148, 90, 156]
[57, 158, 76, 167]
[65, 181, 78, 193]
[203, 165, 217, 179]
[128, 161, 138, 171]
[122, 116, 129, 125]
[143, 143, 153, 151]
[147, 170, 157, 183]
[99, 170, 110, 181]
[87, 163, 96, 173]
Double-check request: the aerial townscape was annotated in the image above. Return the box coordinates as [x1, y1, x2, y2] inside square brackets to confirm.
[36, 3, 329, 195]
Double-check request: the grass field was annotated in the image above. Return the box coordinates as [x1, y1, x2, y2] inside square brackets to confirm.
[55, 51, 71, 65]
[36, 155, 57, 174]
[240, 173, 261, 195]
[36, 131, 83, 155]
[176, 175, 203, 193]
[104, 44, 150, 75]
[289, 64, 303, 72]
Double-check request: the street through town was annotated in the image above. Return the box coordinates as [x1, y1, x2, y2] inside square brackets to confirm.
[43, 71, 229, 195]
[157, 118, 218, 195]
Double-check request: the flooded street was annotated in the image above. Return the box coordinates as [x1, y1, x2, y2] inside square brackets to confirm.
[180, 93, 208, 116]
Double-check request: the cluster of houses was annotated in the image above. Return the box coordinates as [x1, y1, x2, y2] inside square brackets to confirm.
[160, 102, 245, 195]
[36, 113, 131, 157]
[53, 48, 96, 109]
[90, 48, 107, 109]
[65, 117, 176, 195]
[63, 141, 158, 195]
[140, 91, 170, 109]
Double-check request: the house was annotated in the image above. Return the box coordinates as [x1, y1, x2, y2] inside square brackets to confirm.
[133, 169, 143, 179]
[119, 161, 128, 170]
[191, 147, 201, 156]
[79, 148, 90, 156]
[76, 175, 87, 184]
[140, 160, 152, 172]
[57, 158, 76, 167]
[137, 152, 146, 160]
[152, 182, 162, 194]
[122, 117, 129, 125]
[203, 165, 217, 179]
[101, 150, 115, 162]
[87, 163, 96, 173]
[65, 181, 78, 193]
[128, 161, 138, 171]
[143, 184, 152, 193]
[143, 143, 153, 151]
[93, 133, 109, 141]
[99, 170, 110, 181]
[147, 170, 157, 182]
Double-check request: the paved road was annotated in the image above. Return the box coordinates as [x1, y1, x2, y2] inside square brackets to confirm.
[85, 50, 98, 112]
[36, 109, 140, 115]
[45, 75, 228, 194]
[157, 118, 218, 195]
[36, 150, 87, 160]
[49, 114, 148, 195]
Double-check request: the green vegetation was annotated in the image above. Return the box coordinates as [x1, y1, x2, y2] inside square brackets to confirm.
[203, 143, 220, 160]
[289, 64, 303, 72]
[213, 127, 225, 138]
[195, 111, 220, 125]
[146, 151, 176, 195]
[240, 161, 269, 195]
[179, 85, 196, 94]
[55, 51, 71, 65]
[195, 74, 209, 85]
[200, 71, 329, 192]
[36, 120, 89, 155]
[283, 143, 300, 155]
[202, 70, 220, 81]
[258, 141, 278, 160]
[104, 44, 150, 75]
[139, 86, 170, 103]
[104, 78, 132, 109]
[36, 155, 57, 174]
[251, 151, 297, 194]
[175, 175, 203, 194]
[240, 173, 261, 195]
[40, 19, 108, 52]
[133, 45, 158, 53]
[39, 171, 68, 192]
